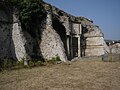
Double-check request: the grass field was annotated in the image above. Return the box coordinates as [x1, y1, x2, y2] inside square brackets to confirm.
[0, 60, 120, 90]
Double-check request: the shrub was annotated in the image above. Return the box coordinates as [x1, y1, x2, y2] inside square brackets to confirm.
[31, 58, 45, 66]
[0, 58, 16, 70]
[17, 60, 24, 67]
[55, 55, 61, 61]
[0, 57, 45, 71]
[28, 60, 35, 67]
[35, 61, 43, 66]
[47, 55, 61, 64]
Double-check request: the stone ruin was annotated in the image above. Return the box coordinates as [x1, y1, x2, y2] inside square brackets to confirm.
[105, 40, 120, 54]
[0, 1, 107, 62]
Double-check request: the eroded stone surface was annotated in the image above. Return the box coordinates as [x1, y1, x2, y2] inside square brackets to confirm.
[40, 13, 67, 61]
[0, 1, 109, 61]
[110, 43, 120, 54]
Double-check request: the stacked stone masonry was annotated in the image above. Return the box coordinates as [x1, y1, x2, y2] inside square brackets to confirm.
[0, 1, 107, 61]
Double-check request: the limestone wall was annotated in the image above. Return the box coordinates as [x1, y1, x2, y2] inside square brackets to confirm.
[0, 5, 37, 61]
[86, 37, 104, 46]
[0, 22, 11, 59]
[0, 1, 106, 61]
[47, 3, 105, 58]
[12, 11, 40, 61]
[60, 16, 70, 35]
[85, 37, 104, 56]
[0, 9, 9, 22]
[110, 43, 120, 54]
[12, 22, 27, 60]
[104, 41, 110, 54]
[40, 13, 67, 61]
[72, 23, 81, 34]
[0, 7, 12, 59]
[84, 26, 104, 56]
[85, 46, 104, 56]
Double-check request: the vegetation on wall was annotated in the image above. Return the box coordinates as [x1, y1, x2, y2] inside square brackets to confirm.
[0, 0, 47, 69]
[10, 0, 46, 38]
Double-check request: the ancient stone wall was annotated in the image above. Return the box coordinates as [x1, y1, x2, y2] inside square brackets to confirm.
[12, 10, 37, 61]
[42, 2, 105, 59]
[0, 4, 13, 59]
[110, 43, 120, 54]
[40, 12, 67, 61]
[104, 41, 110, 54]
[0, 1, 107, 61]
[83, 25, 104, 56]
[0, 3, 38, 61]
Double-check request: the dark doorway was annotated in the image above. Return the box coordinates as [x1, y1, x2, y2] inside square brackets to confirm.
[80, 26, 88, 57]
[72, 37, 78, 57]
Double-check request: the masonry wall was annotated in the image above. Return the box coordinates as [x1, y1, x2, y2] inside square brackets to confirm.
[40, 13, 67, 61]
[0, 5, 38, 61]
[0, 7, 13, 59]
[12, 10, 41, 61]
[0, 22, 12, 59]
[0, 1, 106, 61]
[84, 25, 104, 56]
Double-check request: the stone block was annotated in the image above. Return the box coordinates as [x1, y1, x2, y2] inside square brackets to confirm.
[85, 47, 104, 56]
[86, 37, 104, 46]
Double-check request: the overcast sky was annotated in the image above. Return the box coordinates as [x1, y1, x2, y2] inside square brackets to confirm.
[43, 0, 120, 40]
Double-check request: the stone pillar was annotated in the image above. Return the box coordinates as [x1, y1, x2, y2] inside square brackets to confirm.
[70, 35, 73, 58]
[79, 24, 82, 34]
[67, 36, 70, 59]
[78, 24, 82, 57]
[78, 35, 81, 57]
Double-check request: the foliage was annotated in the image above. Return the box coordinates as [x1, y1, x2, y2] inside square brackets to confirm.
[55, 55, 61, 61]
[0, 58, 16, 71]
[0, 55, 61, 71]
[0, 58, 45, 71]
[10, 0, 46, 38]
[29, 59, 44, 67]
[17, 60, 24, 67]
[47, 55, 61, 64]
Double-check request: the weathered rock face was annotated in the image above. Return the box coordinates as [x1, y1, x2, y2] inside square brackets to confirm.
[0, 3, 39, 61]
[110, 43, 120, 54]
[40, 13, 67, 61]
[0, 4, 14, 59]
[104, 41, 110, 54]
[0, 1, 107, 61]
[83, 25, 104, 56]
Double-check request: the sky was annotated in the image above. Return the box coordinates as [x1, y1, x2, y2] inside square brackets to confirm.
[43, 0, 120, 40]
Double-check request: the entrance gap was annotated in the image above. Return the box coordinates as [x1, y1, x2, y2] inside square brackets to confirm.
[80, 26, 88, 57]
[72, 37, 78, 57]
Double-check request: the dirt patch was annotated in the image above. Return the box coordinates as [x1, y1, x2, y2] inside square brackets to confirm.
[0, 60, 120, 90]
